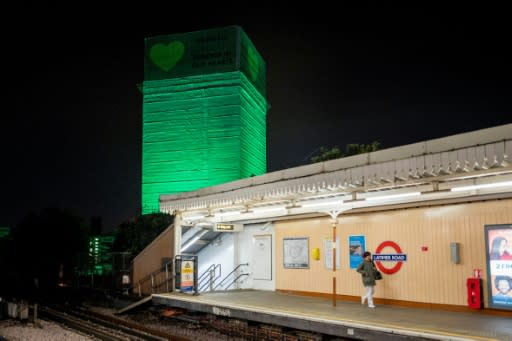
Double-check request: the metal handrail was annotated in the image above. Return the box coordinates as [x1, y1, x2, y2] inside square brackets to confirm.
[198, 264, 218, 284]
[224, 273, 249, 290]
[213, 263, 249, 291]
[198, 264, 221, 292]
[133, 260, 173, 296]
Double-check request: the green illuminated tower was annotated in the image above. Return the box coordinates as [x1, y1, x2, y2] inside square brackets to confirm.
[142, 26, 267, 213]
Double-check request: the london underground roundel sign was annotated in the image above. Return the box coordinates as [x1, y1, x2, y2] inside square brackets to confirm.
[373, 240, 407, 274]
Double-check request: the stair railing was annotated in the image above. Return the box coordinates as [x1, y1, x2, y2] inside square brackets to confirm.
[134, 260, 173, 296]
[198, 264, 221, 292]
[213, 263, 249, 291]
[223, 273, 249, 290]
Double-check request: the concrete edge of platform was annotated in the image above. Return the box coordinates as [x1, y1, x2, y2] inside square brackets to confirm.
[152, 294, 488, 341]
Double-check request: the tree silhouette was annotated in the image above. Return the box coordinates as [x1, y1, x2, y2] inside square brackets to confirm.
[310, 141, 381, 163]
[112, 212, 174, 262]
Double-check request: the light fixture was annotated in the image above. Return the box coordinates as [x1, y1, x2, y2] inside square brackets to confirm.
[183, 214, 206, 221]
[214, 211, 241, 218]
[366, 192, 421, 201]
[181, 230, 209, 252]
[252, 206, 286, 213]
[450, 181, 512, 192]
[301, 200, 343, 208]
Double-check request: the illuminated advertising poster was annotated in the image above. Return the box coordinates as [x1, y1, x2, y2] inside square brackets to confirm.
[349, 235, 366, 269]
[484, 224, 512, 309]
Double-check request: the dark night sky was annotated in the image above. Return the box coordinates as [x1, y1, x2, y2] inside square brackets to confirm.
[2, 3, 510, 231]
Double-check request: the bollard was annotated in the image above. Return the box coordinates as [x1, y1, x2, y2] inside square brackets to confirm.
[19, 301, 28, 321]
[33, 303, 38, 323]
[8, 302, 18, 319]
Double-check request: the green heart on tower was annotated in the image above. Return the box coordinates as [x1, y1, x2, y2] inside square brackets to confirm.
[149, 41, 185, 71]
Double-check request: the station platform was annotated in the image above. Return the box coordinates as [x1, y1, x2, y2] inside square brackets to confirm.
[152, 290, 512, 341]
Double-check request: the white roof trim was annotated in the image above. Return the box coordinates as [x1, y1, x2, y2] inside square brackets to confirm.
[160, 124, 512, 214]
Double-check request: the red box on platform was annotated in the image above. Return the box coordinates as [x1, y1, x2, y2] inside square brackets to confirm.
[466, 278, 483, 309]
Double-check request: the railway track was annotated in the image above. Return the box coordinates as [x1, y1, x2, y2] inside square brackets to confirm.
[40, 305, 191, 341]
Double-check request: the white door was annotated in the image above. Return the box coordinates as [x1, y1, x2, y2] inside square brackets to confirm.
[253, 234, 272, 280]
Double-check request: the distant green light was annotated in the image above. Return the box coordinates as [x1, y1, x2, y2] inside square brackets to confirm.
[0, 227, 10, 238]
[142, 26, 268, 213]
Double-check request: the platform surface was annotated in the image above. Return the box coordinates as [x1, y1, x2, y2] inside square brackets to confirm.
[152, 290, 512, 341]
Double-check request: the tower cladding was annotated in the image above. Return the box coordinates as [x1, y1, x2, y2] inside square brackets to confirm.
[142, 26, 267, 214]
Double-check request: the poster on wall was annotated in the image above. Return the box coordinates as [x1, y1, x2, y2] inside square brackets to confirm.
[349, 235, 366, 269]
[283, 237, 309, 268]
[323, 237, 340, 270]
[484, 224, 512, 309]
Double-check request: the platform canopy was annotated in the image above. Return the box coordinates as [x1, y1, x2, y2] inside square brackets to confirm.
[160, 124, 512, 224]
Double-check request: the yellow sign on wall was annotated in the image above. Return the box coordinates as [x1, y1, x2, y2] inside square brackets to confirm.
[312, 247, 320, 260]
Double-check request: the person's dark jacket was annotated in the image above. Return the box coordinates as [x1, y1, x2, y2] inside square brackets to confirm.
[357, 260, 378, 286]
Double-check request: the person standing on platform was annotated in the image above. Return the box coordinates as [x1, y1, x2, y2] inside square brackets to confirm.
[357, 251, 378, 308]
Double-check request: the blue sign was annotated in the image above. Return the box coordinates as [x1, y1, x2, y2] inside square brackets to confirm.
[349, 235, 366, 269]
[373, 254, 407, 261]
